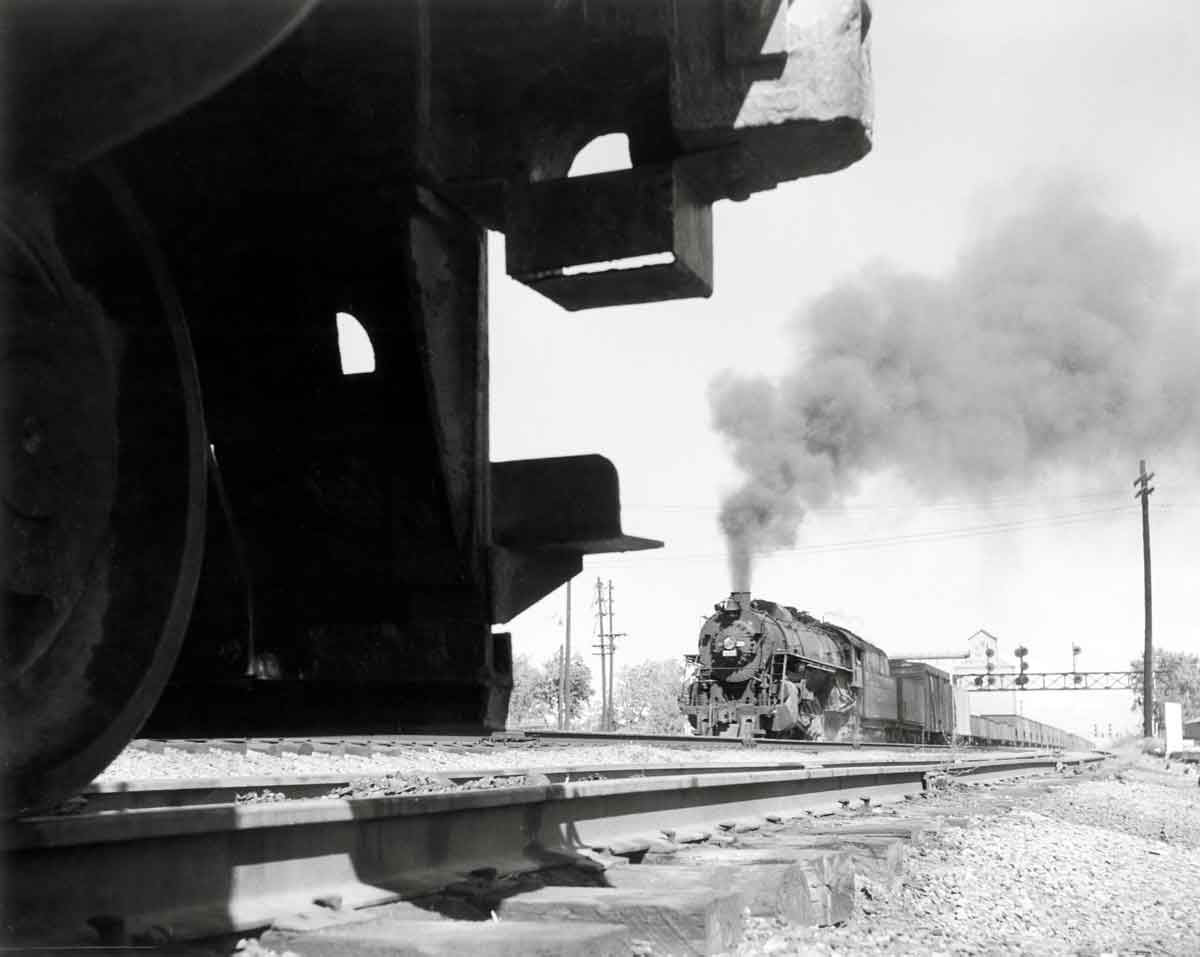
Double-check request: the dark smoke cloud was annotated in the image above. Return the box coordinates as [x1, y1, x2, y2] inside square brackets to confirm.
[711, 177, 1200, 588]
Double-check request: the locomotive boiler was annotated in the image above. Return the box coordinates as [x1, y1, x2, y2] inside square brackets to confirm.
[680, 592, 872, 740]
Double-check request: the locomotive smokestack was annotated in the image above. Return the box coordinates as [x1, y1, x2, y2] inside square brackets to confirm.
[719, 591, 750, 613]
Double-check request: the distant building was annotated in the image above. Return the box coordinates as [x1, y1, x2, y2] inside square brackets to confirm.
[1185, 717, 1200, 743]
[960, 629, 1017, 677]
[903, 629, 1018, 716]
[903, 629, 1016, 679]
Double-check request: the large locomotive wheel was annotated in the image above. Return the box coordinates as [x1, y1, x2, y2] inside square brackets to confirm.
[1, 168, 206, 816]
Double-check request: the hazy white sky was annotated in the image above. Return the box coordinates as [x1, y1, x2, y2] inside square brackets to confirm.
[485, 1, 1200, 738]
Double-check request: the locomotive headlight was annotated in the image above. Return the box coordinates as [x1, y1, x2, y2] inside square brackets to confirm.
[722, 636, 735, 650]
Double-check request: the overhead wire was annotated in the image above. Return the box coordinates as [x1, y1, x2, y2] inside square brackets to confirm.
[588, 504, 1135, 566]
[620, 488, 1192, 514]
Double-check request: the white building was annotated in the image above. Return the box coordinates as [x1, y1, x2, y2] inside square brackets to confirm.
[903, 629, 1021, 714]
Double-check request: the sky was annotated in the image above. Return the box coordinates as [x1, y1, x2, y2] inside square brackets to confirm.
[483, 1, 1200, 740]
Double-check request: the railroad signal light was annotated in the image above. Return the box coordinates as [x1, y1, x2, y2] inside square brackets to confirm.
[1013, 645, 1029, 687]
[974, 675, 984, 688]
[986, 675, 996, 687]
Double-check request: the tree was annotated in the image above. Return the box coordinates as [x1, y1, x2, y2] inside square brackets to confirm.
[507, 654, 549, 728]
[506, 650, 593, 729]
[544, 647, 594, 724]
[612, 658, 691, 734]
[1130, 649, 1200, 719]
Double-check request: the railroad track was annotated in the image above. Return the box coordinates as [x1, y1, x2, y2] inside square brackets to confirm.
[1, 749, 1102, 952]
[524, 730, 957, 751]
[82, 759, 981, 813]
[120, 729, 975, 759]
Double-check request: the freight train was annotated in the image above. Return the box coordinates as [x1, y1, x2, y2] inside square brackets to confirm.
[679, 592, 1091, 750]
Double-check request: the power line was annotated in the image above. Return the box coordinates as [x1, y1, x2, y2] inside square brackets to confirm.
[620, 488, 1173, 514]
[588, 505, 1131, 566]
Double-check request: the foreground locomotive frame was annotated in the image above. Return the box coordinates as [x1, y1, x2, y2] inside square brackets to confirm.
[1, 0, 873, 813]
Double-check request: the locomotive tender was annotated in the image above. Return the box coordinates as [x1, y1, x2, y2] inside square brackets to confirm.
[681, 592, 1092, 750]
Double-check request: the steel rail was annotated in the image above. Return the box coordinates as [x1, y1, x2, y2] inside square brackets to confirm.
[128, 731, 971, 755]
[82, 752, 1042, 812]
[524, 729, 958, 750]
[1, 752, 1101, 947]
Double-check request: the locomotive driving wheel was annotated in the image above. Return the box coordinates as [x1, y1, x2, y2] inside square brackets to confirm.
[1, 169, 206, 815]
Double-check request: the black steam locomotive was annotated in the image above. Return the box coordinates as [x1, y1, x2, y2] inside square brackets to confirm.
[680, 591, 958, 743]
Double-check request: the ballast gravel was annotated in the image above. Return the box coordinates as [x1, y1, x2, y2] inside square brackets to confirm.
[734, 755, 1200, 957]
[93, 740, 984, 784]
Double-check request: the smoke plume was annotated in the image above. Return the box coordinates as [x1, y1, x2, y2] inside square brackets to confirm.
[712, 177, 1200, 588]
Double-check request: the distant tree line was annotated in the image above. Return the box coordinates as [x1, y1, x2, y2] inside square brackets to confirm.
[507, 652, 690, 734]
[1130, 649, 1200, 719]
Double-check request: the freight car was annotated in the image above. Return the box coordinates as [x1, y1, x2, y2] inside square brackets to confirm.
[680, 592, 1090, 750]
[969, 715, 1091, 752]
[0, 3, 875, 815]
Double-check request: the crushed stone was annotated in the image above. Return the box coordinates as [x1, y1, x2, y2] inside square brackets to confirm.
[733, 754, 1200, 956]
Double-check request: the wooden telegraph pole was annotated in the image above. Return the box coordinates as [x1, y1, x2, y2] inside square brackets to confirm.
[1134, 460, 1155, 737]
[603, 580, 628, 731]
[594, 578, 608, 730]
[558, 580, 572, 730]
[606, 580, 616, 731]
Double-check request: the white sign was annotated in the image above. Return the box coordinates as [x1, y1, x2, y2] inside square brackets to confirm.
[1163, 701, 1183, 754]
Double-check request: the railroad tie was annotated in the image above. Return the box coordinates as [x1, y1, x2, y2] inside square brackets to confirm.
[267, 911, 630, 957]
[496, 885, 743, 957]
[642, 845, 855, 928]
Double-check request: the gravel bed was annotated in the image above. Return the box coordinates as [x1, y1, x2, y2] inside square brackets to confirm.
[93, 741, 994, 785]
[735, 756, 1200, 956]
[229, 772, 552, 804]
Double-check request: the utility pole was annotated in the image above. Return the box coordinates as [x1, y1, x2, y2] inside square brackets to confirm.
[604, 580, 626, 731]
[606, 580, 616, 731]
[1135, 460, 1155, 737]
[558, 580, 572, 730]
[593, 578, 608, 731]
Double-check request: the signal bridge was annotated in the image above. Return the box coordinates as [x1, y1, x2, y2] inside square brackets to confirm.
[954, 671, 1148, 692]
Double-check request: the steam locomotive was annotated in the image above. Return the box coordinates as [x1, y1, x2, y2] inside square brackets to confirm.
[679, 591, 1090, 749]
[680, 591, 888, 741]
